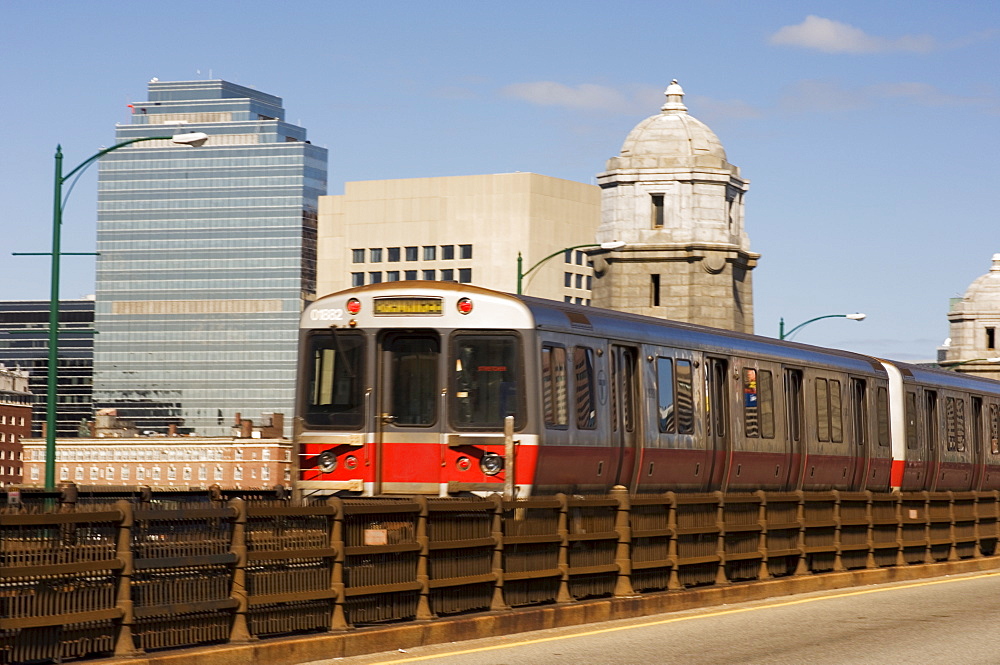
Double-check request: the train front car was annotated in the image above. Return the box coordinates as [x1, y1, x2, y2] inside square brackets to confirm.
[296, 282, 535, 496]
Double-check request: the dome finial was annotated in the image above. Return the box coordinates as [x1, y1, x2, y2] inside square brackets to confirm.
[992, 253, 1000, 272]
[661, 79, 687, 114]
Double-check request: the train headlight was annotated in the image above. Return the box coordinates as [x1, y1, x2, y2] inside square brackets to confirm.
[346, 298, 362, 315]
[456, 456, 472, 472]
[317, 450, 337, 473]
[344, 455, 359, 470]
[479, 452, 504, 476]
[457, 297, 474, 315]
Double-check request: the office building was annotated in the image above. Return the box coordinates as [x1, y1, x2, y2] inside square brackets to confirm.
[0, 366, 31, 486]
[93, 79, 327, 435]
[0, 299, 95, 437]
[317, 173, 600, 302]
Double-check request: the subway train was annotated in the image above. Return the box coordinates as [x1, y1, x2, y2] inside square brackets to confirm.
[295, 281, 1000, 497]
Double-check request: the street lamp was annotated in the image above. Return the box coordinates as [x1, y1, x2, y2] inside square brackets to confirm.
[517, 241, 625, 295]
[779, 313, 866, 341]
[939, 357, 1000, 371]
[15, 132, 208, 490]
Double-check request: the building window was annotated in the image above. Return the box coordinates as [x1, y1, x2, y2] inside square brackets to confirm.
[370, 248, 383, 262]
[121, 467, 130, 481]
[234, 466, 243, 481]
[575, 274, 583, 289]
[564, 250, 572, 264]
[459, 268, 472, 283]
[60, 467, 69, 481]
[441, 269, 454, 282]
[575, 251, 585, 266]
[136, 467, 145, 481]
[405, 246, 418, 261]
[423, 246, 436, 260]
[387, 271, 400, 282]
[405, 270, 417, 281]
[564, 296, 572, 303]
[106, 466, 114, 480]
[423, 269, 436, 280]
[90, 467, 98, 480]
[460, 244, 472, 259]
[152, 467, 161, 480]
[387, 247, 401, 262]
[167, 466, 177, 480]
[651, 274, 661, 306]
[652, 194, 665, 227]
[564, 272, 572, 288]
[183, 467, 192, 481]
[369, 272, 383, 284]
[988, 327, 996, 350]
[352, 249, 365, 263]
[31, 467, 39, 481]
[586, 275, 592, 290]
[215, 466, 223, 480]
[262, 467, 270, 481]
[351, 272, 364, 287]
[441, 245, 455, 260]
[262, 449, 270, 461]
[199, 466, 207, 481]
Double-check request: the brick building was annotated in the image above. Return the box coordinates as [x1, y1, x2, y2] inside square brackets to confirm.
[0, 366, 31, 487]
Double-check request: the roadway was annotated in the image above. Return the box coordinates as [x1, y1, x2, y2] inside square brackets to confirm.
[311, 571, 1000, 665]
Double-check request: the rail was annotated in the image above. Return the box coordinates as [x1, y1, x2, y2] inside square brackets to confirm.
[1, 485, 999, 663]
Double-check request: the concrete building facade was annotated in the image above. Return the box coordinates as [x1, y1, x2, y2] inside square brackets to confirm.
[318, 173, 600, 303]
[943, 253, 1000, 379]
[591, 81, 758, 333]
[21, 435, 292, 490]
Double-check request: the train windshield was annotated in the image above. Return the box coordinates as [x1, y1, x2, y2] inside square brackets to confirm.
[304, 331, 365, 428]
[451, 334, 521, 429]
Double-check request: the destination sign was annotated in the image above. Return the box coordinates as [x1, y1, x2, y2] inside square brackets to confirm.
[373, 297, 444, 316]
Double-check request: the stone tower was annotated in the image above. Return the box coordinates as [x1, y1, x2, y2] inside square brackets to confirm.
[590, 81, 758, 333]
[944, 253, 1000, 379]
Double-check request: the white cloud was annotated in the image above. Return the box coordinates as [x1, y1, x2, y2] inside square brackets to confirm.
[501, 82, 632, 112]
[770, 16, 936, 54]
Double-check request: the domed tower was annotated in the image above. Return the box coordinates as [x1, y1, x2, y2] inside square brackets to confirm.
[944, 253, 1000, 378]
[590, 81, 758, 333]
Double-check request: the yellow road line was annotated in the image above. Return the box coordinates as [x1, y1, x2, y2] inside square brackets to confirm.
[364, 571, 1000, 664]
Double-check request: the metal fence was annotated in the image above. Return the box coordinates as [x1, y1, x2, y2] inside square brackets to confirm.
[2, 485, 999, 664]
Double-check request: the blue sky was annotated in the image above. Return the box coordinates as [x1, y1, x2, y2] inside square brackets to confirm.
[2, 1, 998, 361]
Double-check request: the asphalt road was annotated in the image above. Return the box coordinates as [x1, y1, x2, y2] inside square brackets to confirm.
[314, 571, 1000, 665]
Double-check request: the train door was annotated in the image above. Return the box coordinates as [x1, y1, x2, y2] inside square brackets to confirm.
[783, 368, 804, 488]
[705, 357, 730, 489]
[849, 378, 869, 489]
[610, 344, 639, 489]
[376, 331, 443, 494]
[971, 396, 985, 489]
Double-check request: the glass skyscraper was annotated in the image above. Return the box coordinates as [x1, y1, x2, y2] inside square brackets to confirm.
[93, 80, 327, 435]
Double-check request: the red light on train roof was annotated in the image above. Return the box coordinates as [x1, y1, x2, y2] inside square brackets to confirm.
[457, 297, 474, 315]
[346, 298, 361, 315]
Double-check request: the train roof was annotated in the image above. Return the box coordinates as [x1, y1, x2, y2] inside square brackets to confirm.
[518, 294, 884, 374]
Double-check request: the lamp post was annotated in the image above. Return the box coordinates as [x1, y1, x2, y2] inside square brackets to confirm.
[779, 313, 866, 341]
[517, 241, 625, 295]
[15, 132, 207, 490]
[939, 357, 1000, 371]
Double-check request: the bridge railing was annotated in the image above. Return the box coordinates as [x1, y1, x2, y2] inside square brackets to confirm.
[2, 485, 999, 664]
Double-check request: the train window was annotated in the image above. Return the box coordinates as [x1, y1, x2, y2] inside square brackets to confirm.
[925, 391, 939, 450]
[758, 370, 775, 439]
[945, 397, 966, 452]
[676, 359, 695, 434]
[574, 347, 597, 430]
[815, 378, 829, 442]
[657, 358, 675, 433]
[784, 370, 804, 444]
[972, 397, 984, 456]
[541, 346, 569, 428]
[877, 387, 890, 447]
[387, 334, 439, 426]
[851, 379, 868, 448]
[991, 404, 1000, 454]
[452, 334, 521, 430]
[905, 392, 919, 449]
[304, 331, 365, 429]
[830, 380, 843, 443]
[743, 368, 760, 438]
